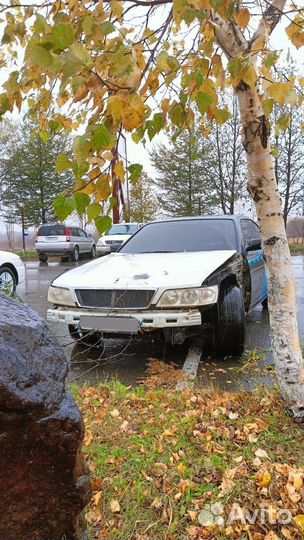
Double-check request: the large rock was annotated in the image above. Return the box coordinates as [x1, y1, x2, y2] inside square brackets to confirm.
[0, 293, 91, 540]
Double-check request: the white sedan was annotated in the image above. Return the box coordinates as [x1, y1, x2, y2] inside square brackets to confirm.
[47, 216, 268, 357]
[0, 250, 25, 294]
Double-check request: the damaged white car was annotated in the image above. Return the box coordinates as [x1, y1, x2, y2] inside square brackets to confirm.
[47, 216, 268, 356]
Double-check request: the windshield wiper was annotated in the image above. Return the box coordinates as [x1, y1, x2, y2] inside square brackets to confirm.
[139, 250, 179, 253]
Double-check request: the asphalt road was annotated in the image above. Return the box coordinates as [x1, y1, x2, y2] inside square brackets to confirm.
[19, 256, 304, 389]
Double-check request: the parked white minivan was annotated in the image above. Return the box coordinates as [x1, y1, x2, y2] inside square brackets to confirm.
[35, 224, 96, 262]
[96, 223, 141, 256]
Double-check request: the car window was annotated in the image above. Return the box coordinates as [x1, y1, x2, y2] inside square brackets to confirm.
[250, 221, 261, 240]
[240, 220, 261, 245]
[79, 229, 87, 238]
[38, 225, 66, 236]
[240, 220, 254, 244]
[120, 219, 238, 253]
[105, 224, 138, 235]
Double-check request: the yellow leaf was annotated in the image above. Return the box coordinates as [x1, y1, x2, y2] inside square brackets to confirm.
[242, 64, 258, 89]
[110, 499, 121, 513]
[259, 471, 272, 487]
[268, 82, 293, 107]
[177, 463, 187, 475]
[294, 514, 304, 530]
[114, 160, 125, 181]
[110, 0, 123, 18]
[89, 167, 101, 181]
[286, 15, 304, 49]
[234, 8, 250, 28]
[93, 491, 102, 506]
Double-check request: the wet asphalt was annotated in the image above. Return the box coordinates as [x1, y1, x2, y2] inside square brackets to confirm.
[19, 256, 304, 390]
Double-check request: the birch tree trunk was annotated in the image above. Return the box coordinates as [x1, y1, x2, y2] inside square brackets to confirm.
[213, 0, 304, 418]
[236, 83, 304, 417]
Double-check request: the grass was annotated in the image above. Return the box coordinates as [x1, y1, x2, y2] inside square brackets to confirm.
[15, 250, 38, 260]
[289, 243, 304, 255]
[73, 380, 304, 540]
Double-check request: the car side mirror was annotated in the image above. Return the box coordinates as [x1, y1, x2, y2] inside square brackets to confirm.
[246, 238, 261, 252]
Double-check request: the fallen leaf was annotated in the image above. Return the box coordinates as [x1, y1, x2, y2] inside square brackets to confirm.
[281, 527, 294, 539]
[110, 499, 121, 513]
[265, 532, 280, 540]
[151, 497, 163, 510]
[255, 448, 270, 460]
[110, 408, 120, 417]
[93, 491, 102, 506]
[152, 462, 168, 477]
[177, 463, 187, 475]
[286, 483, 301, 503]
[294, 514, 304, 530]
[188, 510, 197, 522]
[259, 471, 272, 487]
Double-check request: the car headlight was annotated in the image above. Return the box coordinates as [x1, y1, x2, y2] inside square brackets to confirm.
[97, 238, 106, 246]
[156, 286, 218, 308]
[47, 286, 76, 306]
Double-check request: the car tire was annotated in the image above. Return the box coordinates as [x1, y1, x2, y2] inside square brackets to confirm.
[0, 266, 17, 294]
[262, 297, 268, 309]
[68, 325, 104, 347]
[215, 284, 246, 357]
[90, 245, 96, 259]
[71, 247, 79, 262]
[39, 254, 48, 263]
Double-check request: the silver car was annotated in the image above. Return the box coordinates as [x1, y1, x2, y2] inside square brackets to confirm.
[35, 224, 96, 263]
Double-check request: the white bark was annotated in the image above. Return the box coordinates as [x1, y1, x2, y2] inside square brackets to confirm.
[214, 0, 304, 418]
[237, 84, 304, 417]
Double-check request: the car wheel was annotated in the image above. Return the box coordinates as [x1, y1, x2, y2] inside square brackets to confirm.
[39, 254, 48, 263]
[262, 297, 268, 309]
[215, 284, 246, 357]
[90, 245, 96, 259]
[71, 247, 79, 262]
[68, 325, 104, 347]
[0, 266, 17, 295]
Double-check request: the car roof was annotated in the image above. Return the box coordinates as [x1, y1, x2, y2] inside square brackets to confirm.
[146, 215, 251, 225]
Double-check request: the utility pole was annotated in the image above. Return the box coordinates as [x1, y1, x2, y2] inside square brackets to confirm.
[21, 208, 25, 252]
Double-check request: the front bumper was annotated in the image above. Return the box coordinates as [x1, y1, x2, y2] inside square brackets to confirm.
[17, 264, 25, 286]
[47, 307, 202, 330]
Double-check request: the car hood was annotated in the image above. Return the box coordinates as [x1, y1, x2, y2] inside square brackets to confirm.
[53, 250, 236, 290]
[0, 250, 23, 267]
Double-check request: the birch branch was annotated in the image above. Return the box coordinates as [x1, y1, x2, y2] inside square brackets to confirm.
[249, 0, 288, 51]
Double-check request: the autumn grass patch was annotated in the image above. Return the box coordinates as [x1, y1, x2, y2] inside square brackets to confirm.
[73, 381, 304, 540]
[289, 243, 304, 255]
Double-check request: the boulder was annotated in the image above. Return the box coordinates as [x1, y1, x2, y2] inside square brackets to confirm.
[0, 293, 91, 540]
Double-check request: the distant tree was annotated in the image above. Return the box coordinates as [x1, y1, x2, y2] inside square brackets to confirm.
[207, 97, 247, 214]
[126, 173, 158, 223]
[273, 102, 304, 226]
[150, 109, 246, 217]
[0, 118, 73, 227]
[150, 130, 217, 217]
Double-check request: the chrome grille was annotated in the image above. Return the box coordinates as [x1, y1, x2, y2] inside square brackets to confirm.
[75, 289, 155, 309]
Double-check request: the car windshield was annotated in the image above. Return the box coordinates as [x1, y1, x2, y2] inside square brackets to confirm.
[38, 225, 66, 236]
[120, 219, 237, 253]
[105, 224, 138, 235]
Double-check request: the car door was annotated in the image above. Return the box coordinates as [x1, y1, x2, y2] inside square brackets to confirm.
[240, 219, 267, 309]
[79, 229, 90, 253]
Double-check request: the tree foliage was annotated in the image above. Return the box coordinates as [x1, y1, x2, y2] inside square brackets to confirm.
[0, 118, 73, 226]
[0, 0, 303, 225]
